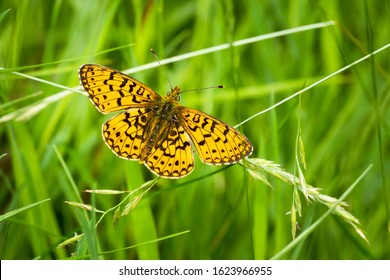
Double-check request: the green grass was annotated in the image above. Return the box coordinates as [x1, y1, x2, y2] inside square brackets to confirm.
[0, 0, 389, 260]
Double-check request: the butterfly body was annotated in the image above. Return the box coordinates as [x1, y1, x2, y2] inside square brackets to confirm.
[139, 94, 181, 164]
[79, 64, 252, 178]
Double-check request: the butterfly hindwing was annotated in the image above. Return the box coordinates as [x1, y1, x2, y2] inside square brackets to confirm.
[102, 108, 150, 160]
[145, 120, 194, 178]
[102, 107, 194, 178]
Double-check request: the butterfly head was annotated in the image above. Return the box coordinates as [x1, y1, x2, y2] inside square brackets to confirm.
[167, 86, 181, 101]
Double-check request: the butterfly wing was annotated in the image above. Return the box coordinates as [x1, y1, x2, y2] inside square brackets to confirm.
[103, 107, 194, 178]
[179, 107, 253, 164]
[79, 64, 161, 113]
[102, 108, 151, 160]
[145, 120, 194, 178]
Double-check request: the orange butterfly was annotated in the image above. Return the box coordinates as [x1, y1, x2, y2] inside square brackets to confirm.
[79, 63, 252, 178]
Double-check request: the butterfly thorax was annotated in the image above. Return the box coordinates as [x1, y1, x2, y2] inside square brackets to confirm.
[139, 87, 182, 163]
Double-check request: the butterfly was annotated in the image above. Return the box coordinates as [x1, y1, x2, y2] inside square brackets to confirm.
[78, 63, 253, 178]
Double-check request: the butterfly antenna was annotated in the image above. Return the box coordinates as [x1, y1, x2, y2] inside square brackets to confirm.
[179, 85, 225, 94]
[150, 49, 224, 94]
[150, 49, 174, 91]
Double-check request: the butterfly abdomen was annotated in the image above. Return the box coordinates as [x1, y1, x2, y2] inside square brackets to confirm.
[139, 99, 179, 163]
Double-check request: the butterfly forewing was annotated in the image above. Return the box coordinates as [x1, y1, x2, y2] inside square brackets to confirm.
[179, 107, 253, 164]
[79, 64, 160, 113]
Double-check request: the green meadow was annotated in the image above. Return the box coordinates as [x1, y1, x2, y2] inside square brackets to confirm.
[0, 0, 389, 259]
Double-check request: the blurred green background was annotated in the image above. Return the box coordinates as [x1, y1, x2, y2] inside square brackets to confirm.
[0, 0, 389, 259]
